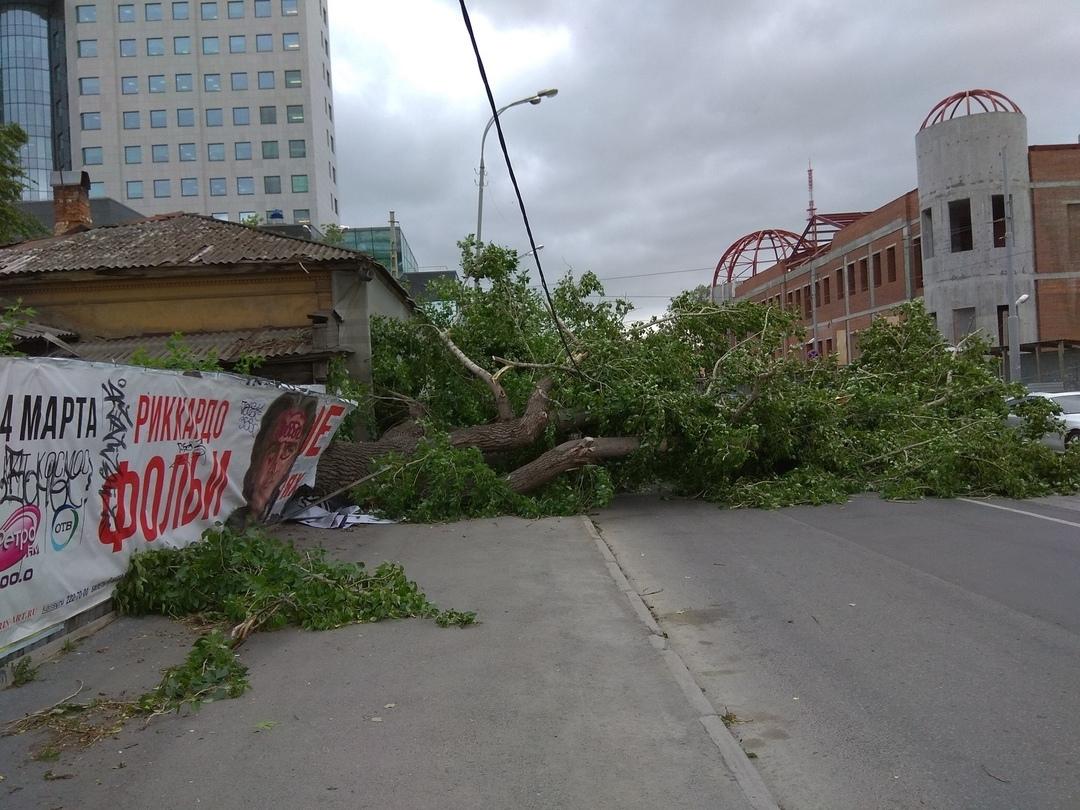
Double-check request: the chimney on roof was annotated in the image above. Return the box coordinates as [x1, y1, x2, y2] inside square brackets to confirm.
[51, 170, 92, 236]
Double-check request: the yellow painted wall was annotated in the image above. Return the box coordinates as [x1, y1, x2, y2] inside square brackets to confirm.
[5, 270, 333, 338]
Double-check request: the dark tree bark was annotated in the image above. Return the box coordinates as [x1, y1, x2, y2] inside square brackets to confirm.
[503, 436, 640, 493]
[311, 377, 638, 498]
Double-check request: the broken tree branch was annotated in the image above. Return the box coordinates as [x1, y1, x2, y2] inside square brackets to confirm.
[432, 326, 515, 421]
[505, 436, 640, 494]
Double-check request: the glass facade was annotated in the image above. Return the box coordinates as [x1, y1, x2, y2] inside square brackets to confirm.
[340, 227, 419, 278]
[0, 1, 65, 200]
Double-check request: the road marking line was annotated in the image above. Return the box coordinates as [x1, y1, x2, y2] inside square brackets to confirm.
[958, 498, 1080, 529]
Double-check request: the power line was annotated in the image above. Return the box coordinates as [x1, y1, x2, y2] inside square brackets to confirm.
[458, 0, 577, 367]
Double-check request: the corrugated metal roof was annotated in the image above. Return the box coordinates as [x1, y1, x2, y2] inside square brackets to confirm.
[10, 321, 78, 340]
[0, 213, 365, 277]
[71, 326, 335, 364]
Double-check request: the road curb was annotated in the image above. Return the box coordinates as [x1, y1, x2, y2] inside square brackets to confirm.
[582, 515, 780, 810]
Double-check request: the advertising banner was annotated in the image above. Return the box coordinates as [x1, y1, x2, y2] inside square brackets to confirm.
[0, 357, 352, 653]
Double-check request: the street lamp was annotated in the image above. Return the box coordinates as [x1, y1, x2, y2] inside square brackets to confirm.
[475, 88, 558, 245]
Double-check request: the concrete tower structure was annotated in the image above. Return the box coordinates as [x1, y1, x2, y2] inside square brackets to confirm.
[915, 90, 1037, 346]
[1, 0, 338, 226]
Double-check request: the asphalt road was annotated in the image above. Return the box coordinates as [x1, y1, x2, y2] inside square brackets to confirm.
[594, 494, 1080, 810]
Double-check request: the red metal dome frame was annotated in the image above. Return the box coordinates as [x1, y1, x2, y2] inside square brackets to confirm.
[712, 229, 801, 286]
[919, 89, 1022, 131]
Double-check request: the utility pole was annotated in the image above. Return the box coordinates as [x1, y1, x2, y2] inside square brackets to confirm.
[808, 160, 819, 355]
[388, 210, 399, 279]
[1002, 152, 1021, 383]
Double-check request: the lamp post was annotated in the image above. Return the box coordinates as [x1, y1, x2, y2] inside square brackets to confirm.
[475, 88, 558, 245]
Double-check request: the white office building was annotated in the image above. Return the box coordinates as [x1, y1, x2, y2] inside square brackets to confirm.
[1, 0, 339, 226]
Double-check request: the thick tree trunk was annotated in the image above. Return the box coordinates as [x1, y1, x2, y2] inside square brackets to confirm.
[504, 437, 640, 493]
[312, 377, 558, 495]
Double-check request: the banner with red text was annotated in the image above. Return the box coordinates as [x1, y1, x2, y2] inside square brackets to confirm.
[0, 357, 352, 653]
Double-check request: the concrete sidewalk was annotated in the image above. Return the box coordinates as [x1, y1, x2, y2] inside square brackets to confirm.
[1, 516, 757, 809]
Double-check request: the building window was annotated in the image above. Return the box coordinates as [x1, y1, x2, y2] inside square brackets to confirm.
[233, 106, 250, 125]
[209, 177, 227, 196]
[259, 106, 277, 124]
[177, 108, 195, 127]
[281, 0, 298, 14]
[284, 69, 302, 88]
[202, 36, 220, 54]
[206, 108, 224, 127]
[258, 71, 275, 89]
[262, 140, 279, 159]
[200, 2, 218, 19]
[286, 105, 304, 123]
[254, 0, 270, 16]
[282, 32, 300, 50]
[118, 4, 135, 22]
[81, 146, 103, 165]
[886, 246, 897, 283]
[293, 208, 310, 224]
[912, 239, 924, 289]
[288, 139, 305, 158]
[181, 177, 198, 197]
[227, 0, 244, 17]
[79, 76, 100, 95]
[872, 252, 882, 288]
[126, 180, 144, 199]
[152, 144, 169, 162]
[846, 263, 855, 294]
[179, 143, 196, 161]
[154, 179, 171, 198]
[229, 35, 246, 53]
[835, 268, 844, 299]
[858, 258, 868, 292]
[147, 74, 165, 93]
[172, 1, 189, 19]
[125, 145, 142, 164]
[952, 307, 976, 344]
[78, 39, 98, 57]
[211, 212, 229, 221]
[147, 37, 165, 56]
[231, 72, 249, 90]
[174, 35, 191, 54]
[147, 109, 165, 128]
[118, 38, 136, 56]
[921, 208, 934, 258]
[121, 76, 138, 94]
[123, 111, 140, 129]
[255, 33, 272, 52]
[992, 194, 1007, 248]
[237, 176, 255, 195]
[291, 174, 308, 193]
[203, 73, 221, 92]
[821, 276, 830, 304]
[76, 5, 97, 23]
[208, 143, 225, 161]
[175, 72, 193, 91]
[949, 198, 973, 252]
[264, 175, 281, 194]
[145, 3, 163, 21]
[90, 182, 106, 199]
[235, 141, 253, 160]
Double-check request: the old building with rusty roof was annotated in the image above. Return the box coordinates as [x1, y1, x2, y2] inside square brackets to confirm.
[0, 173, 412, 387]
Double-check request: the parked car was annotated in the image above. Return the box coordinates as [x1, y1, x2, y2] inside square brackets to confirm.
[1006, 391, 1080, 451]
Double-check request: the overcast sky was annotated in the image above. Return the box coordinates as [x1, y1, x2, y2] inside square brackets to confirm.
[326, 0, 1080, 319]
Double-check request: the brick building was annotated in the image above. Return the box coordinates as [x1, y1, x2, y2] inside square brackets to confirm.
[715, 90, 1080, 384]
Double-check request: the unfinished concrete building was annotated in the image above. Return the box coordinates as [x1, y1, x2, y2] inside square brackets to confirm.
[715, 89, 1080, 386]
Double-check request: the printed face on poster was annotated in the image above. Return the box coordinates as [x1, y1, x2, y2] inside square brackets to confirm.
[0, 358, 351, 653]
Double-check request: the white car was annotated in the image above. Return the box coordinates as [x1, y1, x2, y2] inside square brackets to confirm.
[1007, 391, 1080, 451]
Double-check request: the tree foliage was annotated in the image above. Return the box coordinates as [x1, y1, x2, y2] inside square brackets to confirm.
[353, 239, 1080, 517]
[0, 123, 46, 245]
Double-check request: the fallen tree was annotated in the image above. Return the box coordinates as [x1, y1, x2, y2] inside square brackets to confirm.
[313, 239, 1080, 520]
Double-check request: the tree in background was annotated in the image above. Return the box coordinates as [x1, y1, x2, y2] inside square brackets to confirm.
[0, 123, 46, 245]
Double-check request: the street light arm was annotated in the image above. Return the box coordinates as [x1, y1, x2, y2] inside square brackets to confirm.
[475, 88, 558, 245]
